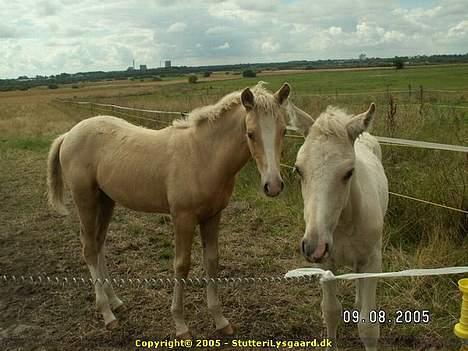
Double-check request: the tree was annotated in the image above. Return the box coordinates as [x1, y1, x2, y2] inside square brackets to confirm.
[203, 71, 211, 77]
[188, 74, 198, 83]
[393, 57, 405, 69]
[242, 69, 256, 78]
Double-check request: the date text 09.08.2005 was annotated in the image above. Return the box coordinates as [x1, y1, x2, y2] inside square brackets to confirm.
[342, 309, 431, 324]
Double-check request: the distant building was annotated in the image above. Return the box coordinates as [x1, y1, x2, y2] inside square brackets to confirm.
[165, 60, 171, 68]
[140, 65, 147, 72]
[359, 53, 367, 61]
[126, 66, 135, 71]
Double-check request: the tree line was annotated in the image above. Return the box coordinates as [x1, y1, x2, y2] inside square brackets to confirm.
[2, 53, 467, 92]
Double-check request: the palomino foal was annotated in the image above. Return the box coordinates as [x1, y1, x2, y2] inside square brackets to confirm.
[47, 82, 291, 337]
[291, 103, 388, 350]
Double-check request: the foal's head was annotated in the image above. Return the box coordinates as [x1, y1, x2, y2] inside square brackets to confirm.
[241, 83, 291, 197]
[292, 103, 376, 262]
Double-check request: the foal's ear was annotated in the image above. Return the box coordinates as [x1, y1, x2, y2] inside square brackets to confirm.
[346, 103, 376, 141]
[241, 88, 255, 110]
[274, 82, 291, 105]
[288, 102, 315, 137]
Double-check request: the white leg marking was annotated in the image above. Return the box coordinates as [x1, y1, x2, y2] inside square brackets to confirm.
[98, 249, 123, 310]
[357, 257, 381, 351]
[321, 279, 341, 350]
[205, 245, 229, 330]
[88, 263, 116, 326]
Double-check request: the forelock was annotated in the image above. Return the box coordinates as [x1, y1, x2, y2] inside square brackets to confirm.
[311, 105, 353, 139]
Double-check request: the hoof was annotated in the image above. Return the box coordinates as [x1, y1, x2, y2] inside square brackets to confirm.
[175, 331, 192, 340]
[216, 323, 236, 337]
[105, 319, 119, 331]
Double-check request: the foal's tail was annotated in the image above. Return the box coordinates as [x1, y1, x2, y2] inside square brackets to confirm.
[47, 134, 68, 215]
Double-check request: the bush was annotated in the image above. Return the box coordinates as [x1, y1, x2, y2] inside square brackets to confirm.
[242, 70, 256, 78]
[48, 84, 59, 89]
[188, 74, 198, 84]
[71, 85, 79, 89]
[393, 57, 405, 69]
[203, 72, 211, 77]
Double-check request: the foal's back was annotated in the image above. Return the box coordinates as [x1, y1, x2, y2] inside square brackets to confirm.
[59, 116, 180, 213]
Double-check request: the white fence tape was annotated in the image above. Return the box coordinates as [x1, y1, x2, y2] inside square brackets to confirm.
[1, 267, 467, 288]
[60, 100, 187, 116]
[286, 126, 468, 153]
[376, 136, 468, 152]
[297, 89, 468, 97]
[61, 100, 468, 153]
[285, 266, 468, 282]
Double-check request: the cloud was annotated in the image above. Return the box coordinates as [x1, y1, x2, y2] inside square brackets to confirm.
[328, 26, 342, 36]
[261, 40, 280, 53]
[216, 42, 230, 50]
[167, 22, 187, 33]
[0, 24, 18, 38]
[1, 0, 468, 78]
[36, 0, 61, 17]
[205, 26, 230, 35]
[448, 20, 468, 38]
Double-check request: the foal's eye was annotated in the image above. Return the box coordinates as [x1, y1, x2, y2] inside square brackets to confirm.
[343, 168, 354, 181]
[247, 131, 255, 140]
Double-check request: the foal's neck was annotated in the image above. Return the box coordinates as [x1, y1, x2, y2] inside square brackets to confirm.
[194, 104, 250, 176]
[341, 165, 362, 225]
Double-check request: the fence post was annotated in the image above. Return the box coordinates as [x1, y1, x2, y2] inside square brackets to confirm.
[419, 85, 424, 115]
[454, 278, 468, 350]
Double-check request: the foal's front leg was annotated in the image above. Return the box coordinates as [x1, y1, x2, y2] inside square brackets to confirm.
[200, 212, 234, 336]
[321, 278, 342, 350]
[171, 213, 196, 338]
[357, 255, 381, 351]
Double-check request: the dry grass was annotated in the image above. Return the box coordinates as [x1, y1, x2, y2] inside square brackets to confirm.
[0, 73, 466, 350]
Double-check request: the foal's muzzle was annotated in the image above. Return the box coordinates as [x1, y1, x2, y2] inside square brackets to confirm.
[263, 180, 284, 197]
[263, 174, 284, 197]
[301, 238, 330, 263]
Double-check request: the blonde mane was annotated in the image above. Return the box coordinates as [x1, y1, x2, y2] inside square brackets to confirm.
[172, 82, 281, 128]
[312, 106, 353, 139]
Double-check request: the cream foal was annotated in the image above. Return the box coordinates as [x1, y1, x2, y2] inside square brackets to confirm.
[47, 83, 291, 337]
[291, 103, 388, 350]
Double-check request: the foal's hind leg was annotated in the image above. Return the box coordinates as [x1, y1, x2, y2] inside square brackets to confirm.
[200, 213, 234, 336]
[96, 192, 123, 311]
[73, 187, 117, 329]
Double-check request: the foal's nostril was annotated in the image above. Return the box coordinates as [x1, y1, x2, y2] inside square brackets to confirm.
[301, 240, 306, 254]
[263, 183, 270, 194]
[280, 181, 284, 191]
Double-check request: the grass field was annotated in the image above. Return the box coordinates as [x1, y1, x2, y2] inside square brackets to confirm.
[0, 65, 467, 350]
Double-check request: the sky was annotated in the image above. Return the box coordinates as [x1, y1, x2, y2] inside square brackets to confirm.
[1, 0, 467, 79]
